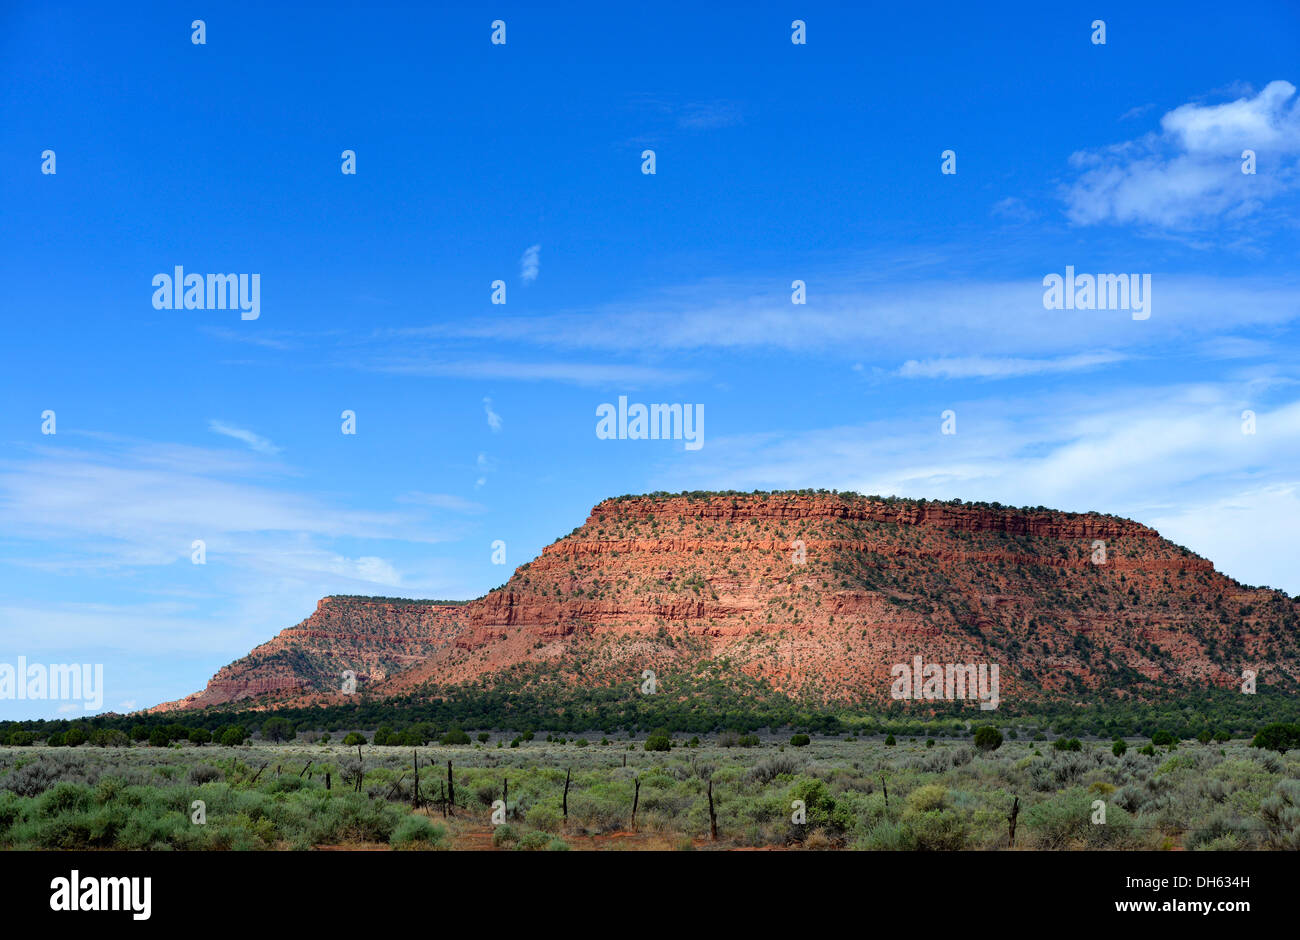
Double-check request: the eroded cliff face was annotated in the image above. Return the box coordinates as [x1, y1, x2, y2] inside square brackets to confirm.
[154, 492, 1300, 712]
[149, 597, 467, 712]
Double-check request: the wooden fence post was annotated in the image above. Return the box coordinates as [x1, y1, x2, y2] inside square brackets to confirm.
[412, 750, 421, 809]
[708, 779, 718, 841]
[562, 768, 571, 825]
[631, 777, 640, 831]
[1008, 795, 1020, 847]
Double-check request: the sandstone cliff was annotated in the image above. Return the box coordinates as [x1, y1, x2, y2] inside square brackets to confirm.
[152, 491, 1300, 712]
[150, 596, 467, 712]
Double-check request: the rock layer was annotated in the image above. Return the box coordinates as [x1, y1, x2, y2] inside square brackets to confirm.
[152, 492, 1300, 712]
[150, 596, 467, 712]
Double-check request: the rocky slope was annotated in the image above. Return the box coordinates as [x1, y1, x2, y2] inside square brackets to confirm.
[149, 596, 468, 712]
[152, 491, 1300, 712]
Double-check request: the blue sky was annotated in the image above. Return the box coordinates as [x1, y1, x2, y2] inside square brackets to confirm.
[2, 1, 1299, 717]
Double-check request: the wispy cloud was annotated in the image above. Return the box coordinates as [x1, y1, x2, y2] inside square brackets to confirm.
[397, 274, 1300, 361]
[483, 397, 502, 432]
[991, 196, 1037, 223]
[208, 420, 281, 455]
[474, 452, 496, 490]
[1064, 80, 1300, 230]
[520, 244, 541, 284]
[897, 351, 1128, 380]
[369, 357, 697, 386]
[625, 95, 745, 133]
[200, 327, 297, 350]
[0, 440, 447, 568]
[201, 327, 345, 350]
[648, 382, 1300, 593]
[677, 100, 744, 130]
[0, 436, 477, 661]
[396, 491, 486, 513]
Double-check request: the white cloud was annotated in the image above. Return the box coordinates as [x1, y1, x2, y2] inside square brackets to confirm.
[0, 438, 456, 595]
[208, 420, 281, 455]
[897, 351, 1127, 380]
[1064, 80, 1300, 229]
[403, 275, 1300, 361]
[1148, 484, 1300, 596]
[991, 196, 1037, 222]
[200, 327, 300, 350]
[370, 357, 696, 386]
[396, 491, 486, 513]
[350, 556, 401, 585]
[0, 437, 482, 667]
[520, 244, 541, 284]
[649, 383, 1300, 594]
[677, 101, 743, 130]
[0, 448, 428, 550]
[473, 452, 497, 490]
[0, 602, 250, 654]
[1165, 81, 1300, 152]
[483, 396, 502, 431]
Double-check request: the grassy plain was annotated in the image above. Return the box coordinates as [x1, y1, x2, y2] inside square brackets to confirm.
[2, 734, 1298, 850]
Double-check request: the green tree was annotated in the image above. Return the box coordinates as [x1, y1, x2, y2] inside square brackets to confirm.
[219, 725, 248, 747]
[644, 728, 672, 752]
[973, 726, 1003, 752]
[261, 717, 293, 742]
[1251, 722, 1300, 753]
